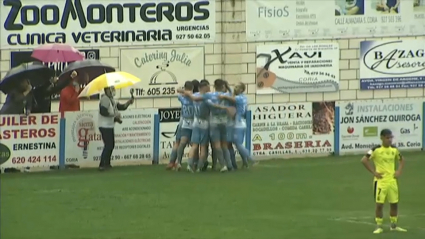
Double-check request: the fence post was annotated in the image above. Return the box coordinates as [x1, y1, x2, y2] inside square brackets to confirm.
[334, 106, 340, 156]
[59, 113, 66, 169]
[423, 102, 425, 151]
[246, 110, 252, 154]
[153, 114, 160, 164]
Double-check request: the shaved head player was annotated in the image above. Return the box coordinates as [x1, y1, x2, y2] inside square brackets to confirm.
[361, 129, 407, 234]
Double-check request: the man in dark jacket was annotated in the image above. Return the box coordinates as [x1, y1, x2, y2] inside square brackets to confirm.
[31, 77, 63, 113]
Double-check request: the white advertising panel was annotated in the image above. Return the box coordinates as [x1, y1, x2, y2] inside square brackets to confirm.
[157, 107, 243, 164]
[250, 102, 335, 156]
[120, 47, 204, 98]
[337, 99, 423, 153]
[64, 109, 156, 166]
[256, 43, 340, 94]
[246, 0, 424, 41]
[1, 0, 216, 49]
[0, 114, 60, 169]
[360, 40, 425, 90]
[158, 107, 189, 164]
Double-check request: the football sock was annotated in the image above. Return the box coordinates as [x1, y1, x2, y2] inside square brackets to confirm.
[198, 154, 207, 170]
[211, 149, 217, 167]
[169, 149, 177, 164]
[176, 142, 187, 164]
[214, 148, 226, 167]
[375, 217, 383, 227]
[188, 158, 194, 167]
[228, 145, 237, 169]
[223, 148, 233, 169]
[390, 216, 397, 226]
[235, 144, 251, 165]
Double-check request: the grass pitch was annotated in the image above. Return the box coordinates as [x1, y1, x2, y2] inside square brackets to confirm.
[1, 152, 425, 239]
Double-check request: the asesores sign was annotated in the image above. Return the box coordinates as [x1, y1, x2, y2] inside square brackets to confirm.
[1, 0, 215, 48]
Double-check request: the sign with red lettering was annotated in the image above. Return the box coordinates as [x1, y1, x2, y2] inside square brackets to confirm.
[64, 109, 156, 167]
[0, 113, 60, 169]
[250, 102, 335, 156]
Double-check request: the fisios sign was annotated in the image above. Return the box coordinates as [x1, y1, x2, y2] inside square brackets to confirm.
[337, 99, 423, 153]
[360, 40, 425, 90]
[1, 0, 215, 48]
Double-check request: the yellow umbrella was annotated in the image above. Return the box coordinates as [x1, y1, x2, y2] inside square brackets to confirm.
[78, 72, 141, 97]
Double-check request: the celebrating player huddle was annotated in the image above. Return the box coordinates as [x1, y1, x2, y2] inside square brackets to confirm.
[166, 79, 256, 172]
[165, 79, 408, 233]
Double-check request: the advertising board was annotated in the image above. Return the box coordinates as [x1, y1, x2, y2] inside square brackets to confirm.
[337, 99, 423, 153]
[250, 102, 335, 156]
[246, 0, 425, 41]
[64, 109, 156, 166]
[0, 113, 60, 169]
[158, 107, 190, 163]
[120, 47, 204, 98]
[1, 0, 216, 48]
[256, 43, 340, 94]
[360, 40, 425, 90]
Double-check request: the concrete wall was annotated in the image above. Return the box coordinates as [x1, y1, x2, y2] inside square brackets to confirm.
[1, 0, 424, 111]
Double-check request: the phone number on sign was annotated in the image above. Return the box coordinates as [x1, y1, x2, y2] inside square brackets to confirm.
[11, 156, 57, 164]
[176, 33, 211, 40]
[137, 87, 175, 96]
[93, 154, 152, 161]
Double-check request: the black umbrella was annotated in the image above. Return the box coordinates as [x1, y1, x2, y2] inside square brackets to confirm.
[58, 60, 115, 86]
[0, 63, 54, 94]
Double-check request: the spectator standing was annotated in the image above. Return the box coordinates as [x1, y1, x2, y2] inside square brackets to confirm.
[0, 79, 32, 115]
[58, 71, 87, 169]
[98, 86, 134, 170]
[59, 71, 85, 114]
[31, 77, 62, 113]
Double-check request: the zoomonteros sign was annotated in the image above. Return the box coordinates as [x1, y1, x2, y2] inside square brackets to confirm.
[0, 0, 215, 48]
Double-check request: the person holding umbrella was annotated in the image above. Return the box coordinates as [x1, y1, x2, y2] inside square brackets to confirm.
[58, 70, 87, 114]
[79, 71, 140, 170]
[26, 62, 67, 113]
[57, 60, 116, 114]
[30, 43, 85, 114]
[0, 63, 54, 115]
[0, 80, 32, 115]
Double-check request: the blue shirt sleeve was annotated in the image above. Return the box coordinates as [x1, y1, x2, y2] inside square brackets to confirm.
[235, 95, 243, 106]
[178, 94, 185, 103]
[203, 92, 217, 107]
[202, 92, 212, 101]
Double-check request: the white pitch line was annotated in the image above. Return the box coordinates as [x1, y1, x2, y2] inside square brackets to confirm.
[330, 217, 425, 231]
[331, 218, 376, 226]
[257, 160, 355, 168]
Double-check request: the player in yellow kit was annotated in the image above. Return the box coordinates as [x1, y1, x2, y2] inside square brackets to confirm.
[361, 129, 407, 234]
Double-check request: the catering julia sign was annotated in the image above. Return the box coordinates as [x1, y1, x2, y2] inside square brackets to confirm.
[120, 46, 204, 98]
[1, 0, 216, 49]
[0, 114, 60, 169]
